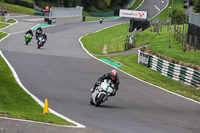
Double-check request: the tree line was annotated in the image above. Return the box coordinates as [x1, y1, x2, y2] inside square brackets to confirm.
[34, 0, 130, 11]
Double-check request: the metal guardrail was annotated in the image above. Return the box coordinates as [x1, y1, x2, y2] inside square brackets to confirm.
[189, 12, 200, 28]
[138, 48, 200, 89]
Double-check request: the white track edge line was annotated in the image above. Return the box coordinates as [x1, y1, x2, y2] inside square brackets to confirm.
[135, 0, 145, 10]
[0, 20, 85, 128]
[151, 0, 169, 19]
[79, 25, 200, 105]
[0, 50, 85, 128]
[0, 116, 79, 128]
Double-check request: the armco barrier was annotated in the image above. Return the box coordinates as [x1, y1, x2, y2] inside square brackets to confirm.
[138, 48, 200, 89]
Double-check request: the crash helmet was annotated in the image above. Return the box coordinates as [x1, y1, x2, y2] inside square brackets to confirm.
[110, 70, 117, 80]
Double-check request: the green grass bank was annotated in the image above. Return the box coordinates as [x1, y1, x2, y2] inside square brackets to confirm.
[81, 23, 200, 102]
[0, 2, 36, 15]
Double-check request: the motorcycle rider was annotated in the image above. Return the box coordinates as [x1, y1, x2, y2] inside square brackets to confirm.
[100, 17, 103, 24]
[91, 70, 120, 96]
[25, 29, 34, 37]
[35, 27, 43, 39]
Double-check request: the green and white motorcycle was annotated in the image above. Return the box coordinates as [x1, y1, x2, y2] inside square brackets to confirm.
[25, 33, 32, 45]
[90, 79, 114, 107]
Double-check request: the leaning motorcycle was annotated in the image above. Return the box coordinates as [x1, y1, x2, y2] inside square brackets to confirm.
[25, 33, 32, 45]
[100, 18, 103, 24]
[37, 36, 45, 49]
[90, 79, 114, 107]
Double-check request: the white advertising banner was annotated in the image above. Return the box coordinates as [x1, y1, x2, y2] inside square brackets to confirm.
[119, 9, 147, 19]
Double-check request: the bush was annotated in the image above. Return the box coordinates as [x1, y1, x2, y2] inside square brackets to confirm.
[4, 0, 16, 4]
[16, 0, 35, 8]
[194, 0, 200, 13]
[172, 9, 186, 24]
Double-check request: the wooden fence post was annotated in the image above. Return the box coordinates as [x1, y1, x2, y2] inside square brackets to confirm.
[174, 24, 176, 38]
[160, 23, 162, 32]
[189, 35, 192, 51]
[176, 26, 179, 41]
[179, 27, 181, 44]
[182, 30, 184, 45]
[194, 36, 198, 51]
[167, 21, 169, 31]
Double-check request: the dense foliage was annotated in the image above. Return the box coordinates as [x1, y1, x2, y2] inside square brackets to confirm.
[33, 0, 129, 11]
[5, 0, 35, 8]
[172, 9, 186, 24]
[194, 0, 200, 13]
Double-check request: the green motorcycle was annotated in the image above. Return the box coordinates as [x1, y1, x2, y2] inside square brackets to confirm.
[25, 33, 32, 45]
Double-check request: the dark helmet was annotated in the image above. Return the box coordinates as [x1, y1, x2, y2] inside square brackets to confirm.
[110, 70, 117, 80]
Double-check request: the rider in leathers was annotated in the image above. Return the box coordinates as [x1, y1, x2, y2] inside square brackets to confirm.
[91, 70, 120, 96]
[25, 29, 34, 36]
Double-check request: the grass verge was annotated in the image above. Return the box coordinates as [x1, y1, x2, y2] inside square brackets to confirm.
[0, 2, 36, 15]
[129, 0, 143, 10]
[153, 0, 186, 22]
[0, 55, 73, 125]
[85, 17, 100, 22]
[81, 23, 200, 102]
[0, 32, 8, 40]
[0, 23, 9, 29]
[81, 23, 129, 54]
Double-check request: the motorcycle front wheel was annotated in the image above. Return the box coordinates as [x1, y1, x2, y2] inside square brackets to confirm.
[95, 93, 105, 107]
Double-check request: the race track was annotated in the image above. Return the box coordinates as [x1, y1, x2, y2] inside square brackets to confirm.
[1, 0, 200, 133]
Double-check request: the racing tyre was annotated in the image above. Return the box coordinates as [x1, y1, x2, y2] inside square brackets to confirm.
[95, 93, 105, 107]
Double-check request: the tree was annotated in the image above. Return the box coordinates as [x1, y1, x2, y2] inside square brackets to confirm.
[172, 9, 186, 24]
[194, 0, 200, 13]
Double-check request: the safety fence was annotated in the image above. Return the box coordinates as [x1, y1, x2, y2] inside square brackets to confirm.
[89, 12, 114, 17]
[49, 6, 83, 18]
[189, 12, 200, 28]
[138, 47, 200, 89]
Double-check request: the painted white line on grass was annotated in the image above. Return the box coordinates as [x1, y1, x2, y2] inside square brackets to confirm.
[79, 25, 200, 105]
[0, 50, 85, 128]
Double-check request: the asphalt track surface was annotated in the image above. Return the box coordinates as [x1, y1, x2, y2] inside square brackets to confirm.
[1, 1, 200, 133]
